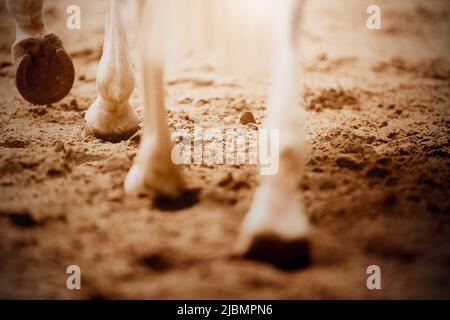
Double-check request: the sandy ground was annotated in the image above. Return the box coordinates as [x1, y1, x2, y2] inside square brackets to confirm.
[0, 0, 449, 299]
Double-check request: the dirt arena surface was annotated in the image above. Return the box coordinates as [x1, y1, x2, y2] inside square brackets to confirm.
[0, 0, 449, 299]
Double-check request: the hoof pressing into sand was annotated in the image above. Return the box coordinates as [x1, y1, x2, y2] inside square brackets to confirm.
[124, 138, 185, 198]
[85, 0, 139, 142]
[7, 1, 74, 105]
[235, 180, 311, 270]
[84, 99, 139, 142]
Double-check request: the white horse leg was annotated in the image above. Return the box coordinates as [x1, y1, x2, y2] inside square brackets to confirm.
[236, 0, 311, 269]
[84, 0, 139, 141]
[124, 0, 184, 197]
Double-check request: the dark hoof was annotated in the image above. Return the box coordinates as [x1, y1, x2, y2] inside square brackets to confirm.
[241, 235, 311, 271]
[13, 33, 75, 105]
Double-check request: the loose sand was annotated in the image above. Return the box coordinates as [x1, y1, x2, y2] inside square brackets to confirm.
[0, 0, 449, 299]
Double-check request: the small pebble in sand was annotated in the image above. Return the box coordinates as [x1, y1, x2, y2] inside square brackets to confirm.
[196, 99, 209, 107]
[179, 97, 193, 104]
[240, 112, 256, 125]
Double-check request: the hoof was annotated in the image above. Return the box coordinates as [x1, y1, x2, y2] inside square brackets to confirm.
[124, 162, 147, 195]
[13, 33, 75, 105]
[124, 162, 185, 198]
[235, 180, 311, 270]
[238, 234, 311, 270]
[124, 139, 185, 198]
[84, 99, 140, 143]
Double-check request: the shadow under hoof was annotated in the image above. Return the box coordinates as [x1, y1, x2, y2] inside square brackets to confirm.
[243, 236, 311, 271]
[153, 189, 200, 211]
[83, 125, 138, 143]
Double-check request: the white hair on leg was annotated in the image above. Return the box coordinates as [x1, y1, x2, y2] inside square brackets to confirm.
[124, 0, 185, 197]
[148, 0, 276, 76]
[236, 0, 312, 269]
[84, 0, 139, 141]
[119, 0, 146, 48]
[124, 0, 283, 195]
[6, 0, 46, 40]
[125, 1, 312, 269]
